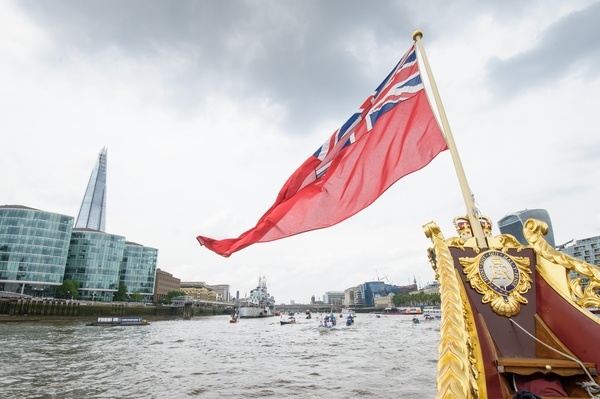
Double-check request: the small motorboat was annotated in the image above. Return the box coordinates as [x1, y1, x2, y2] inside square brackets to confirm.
[229, 311, 239, 323]
[280, 316, 296, 325]
[87, 317, 149, 326]
[318, 313, 337, 331]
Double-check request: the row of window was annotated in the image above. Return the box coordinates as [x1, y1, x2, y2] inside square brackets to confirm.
[0, 236, 71, 251]
[0, 210, 73, 224]
[0, 271, 63, 284]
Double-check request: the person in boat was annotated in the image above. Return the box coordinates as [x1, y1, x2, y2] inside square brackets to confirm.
[328, 314, 336, 325]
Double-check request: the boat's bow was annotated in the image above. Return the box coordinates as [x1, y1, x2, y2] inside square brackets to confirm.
[424, 217, 600, 399]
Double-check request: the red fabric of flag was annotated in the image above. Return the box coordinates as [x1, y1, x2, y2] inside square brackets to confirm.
[197, 45, 447, 257]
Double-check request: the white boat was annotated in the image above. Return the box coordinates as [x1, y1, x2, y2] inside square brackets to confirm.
[237, 276, 275, 318]
[381, 306, 422, 315]
[318, 313, 338, 331]
[87, 317, 149, 326]
[422, 306, 442, 319]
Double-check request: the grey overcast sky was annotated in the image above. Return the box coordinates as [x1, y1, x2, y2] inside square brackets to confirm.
[2, 0, 600, 303]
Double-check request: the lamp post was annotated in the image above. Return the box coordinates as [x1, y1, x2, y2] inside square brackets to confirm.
[92, 292, 96, 303]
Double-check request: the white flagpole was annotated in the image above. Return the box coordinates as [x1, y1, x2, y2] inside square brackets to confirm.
[412, 30, 487, 247]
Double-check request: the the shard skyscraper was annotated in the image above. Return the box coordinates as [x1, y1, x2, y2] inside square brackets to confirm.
[75, 147, 107, 231]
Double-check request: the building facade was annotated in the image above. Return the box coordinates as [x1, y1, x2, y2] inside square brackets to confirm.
[323, 291, 345, 307]
[120, 242, 158, 303]
[344, 286, 363, 307]
[498, 209, 556, 248]
[153, 268, 181, 303]
[360, 281, 386, 307]
[64, 228, 125, 302]
[180, 281, 221, 301]
[557, 235, 600, 287]
[209, 284, 231, 303]
[75, 147, 108, 231]
[420, 281, 440, 294]
[0, 205, 73, 297]
[374, 293, 395, 308]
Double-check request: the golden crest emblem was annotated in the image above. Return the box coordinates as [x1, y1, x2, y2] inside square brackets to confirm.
[459, 250, 532, 317]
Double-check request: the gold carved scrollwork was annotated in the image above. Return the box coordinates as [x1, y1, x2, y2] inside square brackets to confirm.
[523, 219, 600, 308]
[459, 251, 532, 317]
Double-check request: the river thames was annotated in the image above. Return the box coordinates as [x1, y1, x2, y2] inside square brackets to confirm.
[0, 313, 440, 398]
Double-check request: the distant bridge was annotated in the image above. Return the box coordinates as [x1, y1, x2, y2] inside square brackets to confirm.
[275, 304, 380, 314]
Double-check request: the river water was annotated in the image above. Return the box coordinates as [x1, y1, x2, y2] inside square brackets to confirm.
[0, 314, 440, 398]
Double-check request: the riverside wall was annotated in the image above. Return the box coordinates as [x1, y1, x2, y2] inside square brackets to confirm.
[0, 298, 227, 322]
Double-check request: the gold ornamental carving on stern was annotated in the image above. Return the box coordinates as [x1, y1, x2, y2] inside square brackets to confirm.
[459, 250, 532, 317]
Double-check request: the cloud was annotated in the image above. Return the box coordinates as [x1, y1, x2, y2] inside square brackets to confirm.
[3, 1, 600, 304]
[486, 1, 600, 99]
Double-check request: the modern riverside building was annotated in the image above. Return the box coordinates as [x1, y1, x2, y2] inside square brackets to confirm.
[153, 268, 181, 303]
[498, 209, 556, 248]
[75, 147, 108, 231]
[64, 228, 125, 302]
[557, 236, 600, 266]
[344, 286, 363, 307]
[120, 241, 158, 303]
[360, 281, 386, 307]
[557, 235, 600, 287]
[0, 205, 74, 296]
[357, 281, 414, 307]
[0, 150, 164, 301]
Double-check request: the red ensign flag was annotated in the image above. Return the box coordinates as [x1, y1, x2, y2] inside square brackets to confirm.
[197, 44, 447, 257]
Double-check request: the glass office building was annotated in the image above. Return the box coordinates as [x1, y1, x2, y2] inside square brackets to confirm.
[0, 205, 73, 296]
[64, 228, 125, 302]
[75, 147, 108, 231]
[120, 242, 158, 302]
[360, 281, 386, 307]
[498, 209, 556, 248]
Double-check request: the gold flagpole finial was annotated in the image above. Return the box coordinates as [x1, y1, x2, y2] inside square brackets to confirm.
[412, 30, 423, 41]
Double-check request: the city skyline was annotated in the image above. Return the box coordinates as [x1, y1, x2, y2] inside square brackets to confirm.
[2, 1, 600, 303]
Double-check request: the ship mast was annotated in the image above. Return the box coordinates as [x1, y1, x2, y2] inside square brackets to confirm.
[412, 30, 487, 248]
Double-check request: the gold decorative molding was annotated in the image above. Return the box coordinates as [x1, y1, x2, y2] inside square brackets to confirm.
[458, 250, 532, 317]
[523, 219, 600, 309]
[424, 221, 484, 399]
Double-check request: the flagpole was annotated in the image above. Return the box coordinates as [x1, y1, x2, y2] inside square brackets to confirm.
[412, 30, 487, 248]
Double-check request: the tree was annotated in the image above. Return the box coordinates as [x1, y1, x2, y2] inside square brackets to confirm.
[57, 280, 80, 300]
[113, 283, 128, 302]
[130, 291, 142, 302]
[393, 292, 440, 307]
